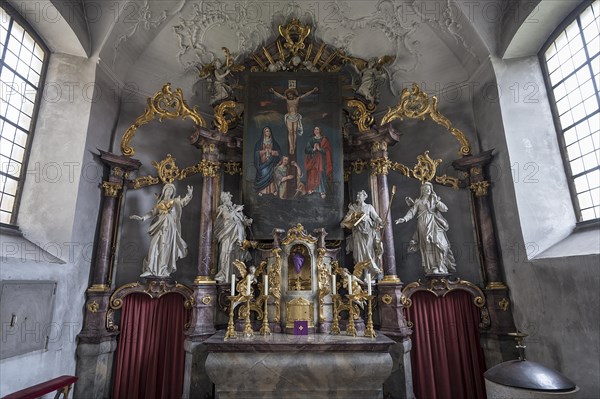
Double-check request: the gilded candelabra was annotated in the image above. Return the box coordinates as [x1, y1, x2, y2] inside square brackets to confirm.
[364, 295, 376, 338]
[346, 294, 357, 337]
[330, 294, 341, 335]
[224, 296, 237, 340]
[259, 294, 271, 336]
[242, 295, 254, 338]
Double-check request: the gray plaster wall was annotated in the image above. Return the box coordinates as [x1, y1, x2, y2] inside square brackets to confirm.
[0, 55, 116, 396]
[471, 58, 600, 397]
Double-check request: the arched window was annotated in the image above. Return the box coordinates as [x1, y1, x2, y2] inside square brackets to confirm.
[541, 0, 599, 222]
[0, 4, 48, 225]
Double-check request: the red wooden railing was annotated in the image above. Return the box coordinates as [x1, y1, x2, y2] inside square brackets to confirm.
[2, 375, 77, 399]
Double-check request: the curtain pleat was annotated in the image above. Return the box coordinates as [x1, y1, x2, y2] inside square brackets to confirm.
[113, 293, 188, 399]
[407, 290, 487, 399]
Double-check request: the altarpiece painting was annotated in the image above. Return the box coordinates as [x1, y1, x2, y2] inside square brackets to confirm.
[243, 73, 343, 239]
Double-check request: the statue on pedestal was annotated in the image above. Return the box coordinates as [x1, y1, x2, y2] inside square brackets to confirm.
[395, 182, 456, 275]
[214, 192, 253, 283]
[130, 183, 193, 278]
[341, 190, 384, 279]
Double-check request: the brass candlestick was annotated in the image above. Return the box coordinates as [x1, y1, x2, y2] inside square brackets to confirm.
[224, 296, 237, 340]
[330, 294, 341, 335]
[346, 294, 357, 337]
[259, 295, 271, 336]
[242, 295, 254, 338]
[364, 295, 376, 338]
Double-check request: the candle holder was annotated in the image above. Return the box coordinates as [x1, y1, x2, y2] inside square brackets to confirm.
[259, 294, 271, 336]
[224, 296, 237, 340]
[346, 294, 357, 337]
[330, 294, 341, 335]
[242, 295, 254, 338]
[364, 295, 377, 338]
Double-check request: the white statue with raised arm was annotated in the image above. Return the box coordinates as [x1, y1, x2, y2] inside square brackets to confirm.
[395, 182, 456, 275]
[130, 183, 193, 278]
[341, 190, 384, 279]
[214, 192, 253, 283]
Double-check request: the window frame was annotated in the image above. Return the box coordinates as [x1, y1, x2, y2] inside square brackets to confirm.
[539, 0, 599, 225]
[0, 2, 49, 228]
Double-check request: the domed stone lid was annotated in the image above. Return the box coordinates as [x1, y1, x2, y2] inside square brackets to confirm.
[484, 359, 577, 391]
[484, 332, 576, 391]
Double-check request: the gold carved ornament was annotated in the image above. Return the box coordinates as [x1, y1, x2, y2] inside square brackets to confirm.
[278, 18, 311, 56]
[380, 83, 471, 156]
[213, 100, 239, 133]
[387, 151, 460, 190]
[130, 154, 207, 189]
[316, 248, 330, 323]
[347, 99, 375, 132]
[102, 181, 122, 197]
[470, 180, 490, 196]
[381, 294, 393, 305]
[269, 248, 282, 322]
[223, 161, 242, 176]
[499, 297, 510, 311]
[120, 83, 206, 157]
[370, 157, 394, 176]
[87, 301, 99, 313]
[281, 224, 317, 245]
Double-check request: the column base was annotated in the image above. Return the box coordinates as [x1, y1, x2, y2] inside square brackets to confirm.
[187, 283, 217, 340]
[377, 283, 412, 338]
[75, 339, 118, 399]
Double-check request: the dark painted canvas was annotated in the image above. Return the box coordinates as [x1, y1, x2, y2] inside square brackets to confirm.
[243, 73, 343, 239]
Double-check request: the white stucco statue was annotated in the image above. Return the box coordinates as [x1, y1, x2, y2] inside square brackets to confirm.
[214, 192, 253, 283]
[341, 190, 384, 279]
[395, 182, 456, 275]
[130, 183, 193, 278]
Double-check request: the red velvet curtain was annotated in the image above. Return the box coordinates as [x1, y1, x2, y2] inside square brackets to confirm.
[113, 293, 188, 399]
[407, 290, 487, 399]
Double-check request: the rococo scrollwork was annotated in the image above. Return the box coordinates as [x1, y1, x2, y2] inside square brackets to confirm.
[381, 84, 471, 155]
[120, 83, 206, 157]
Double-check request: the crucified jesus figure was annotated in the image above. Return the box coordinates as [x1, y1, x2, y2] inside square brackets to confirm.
[269, 86, 318, 155]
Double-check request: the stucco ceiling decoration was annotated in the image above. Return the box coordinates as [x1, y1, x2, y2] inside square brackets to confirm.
[112, 0, 185, 66]
[173, 1, 273, 71]
[409, 0, 480, 64]
[172, 0, 424, 97]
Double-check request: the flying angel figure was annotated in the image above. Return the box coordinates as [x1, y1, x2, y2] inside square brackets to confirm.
[233, 259, 267, 299]
[197, 47, 245, 106]
[341, 54, 394, 104]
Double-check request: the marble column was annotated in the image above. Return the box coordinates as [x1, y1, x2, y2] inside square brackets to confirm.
[453, 150, 517, 364]
[187, 142, 220, 339]
[76, 151, 141, 398]
[346, 125, 414, 398]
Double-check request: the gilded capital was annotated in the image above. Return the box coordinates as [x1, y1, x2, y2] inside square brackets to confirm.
[199, 159, 220, 177]
[370, 157, 393, 175]
[102, 181, 122, 197]
[469, 180, 490, 196]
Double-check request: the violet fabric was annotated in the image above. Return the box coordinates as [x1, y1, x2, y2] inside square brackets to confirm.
[407, 290, 487, 399]
[292, 252, 304, 274]
[294, 320, 308, 335]
[112, 293, 188, 399]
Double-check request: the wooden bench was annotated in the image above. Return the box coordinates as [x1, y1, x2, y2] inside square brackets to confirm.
[2, 376, 77, 399]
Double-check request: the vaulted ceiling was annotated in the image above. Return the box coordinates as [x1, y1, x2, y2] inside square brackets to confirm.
[12, 0, 582, 103]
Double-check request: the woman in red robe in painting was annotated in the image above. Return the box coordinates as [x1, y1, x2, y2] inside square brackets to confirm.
[304, 126, 332, 198]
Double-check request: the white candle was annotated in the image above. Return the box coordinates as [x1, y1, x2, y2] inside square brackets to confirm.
[246, 274, 251, 296]
[347, 274, 352, 295]
[231, 274, 235, 295]
[264, 275, 269, 295]
[367, 272, 372, 296]
[332, 274, 336, 295]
